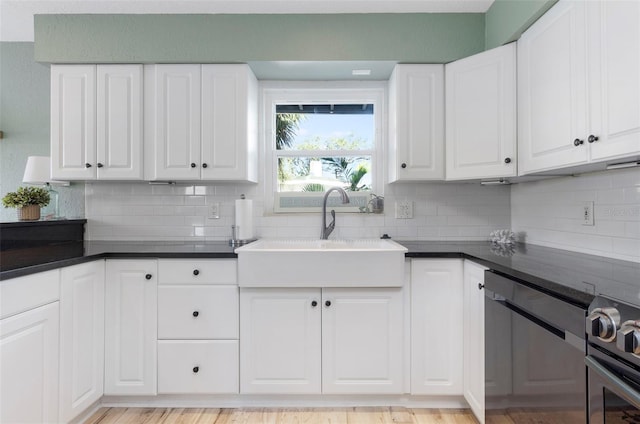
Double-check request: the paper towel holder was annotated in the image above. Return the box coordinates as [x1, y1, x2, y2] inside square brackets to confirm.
[229, 224, 256, 247]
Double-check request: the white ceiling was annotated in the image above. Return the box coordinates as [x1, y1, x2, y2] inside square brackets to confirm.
[0, 0, 494, 41]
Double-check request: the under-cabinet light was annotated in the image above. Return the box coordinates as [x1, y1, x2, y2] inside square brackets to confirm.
[352, 69, 371, 76]
[480, 179, 511, 186]
[606, 161, 640, 170]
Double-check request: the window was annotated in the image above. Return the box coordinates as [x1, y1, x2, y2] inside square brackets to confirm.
[263, 83, 385, 213]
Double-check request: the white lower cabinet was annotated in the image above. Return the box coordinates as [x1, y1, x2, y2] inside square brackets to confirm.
[59, 261, 105, 423]
[240, 287, 404, 394]
[322, 288, 404, 394]
[157, 259, 239, 394]
[158, 340, 239, 394]
[104, 260, 158, 395]
[240, 288, 321, 394]
[463, 260, 487, 424]
[0, 302, 60, 423]
[410, 259, 463, 395]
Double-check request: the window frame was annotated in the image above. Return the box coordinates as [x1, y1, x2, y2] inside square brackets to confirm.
[261, 81, 386, 214]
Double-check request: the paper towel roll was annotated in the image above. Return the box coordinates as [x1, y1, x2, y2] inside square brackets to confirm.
[235, 198, 254, 240]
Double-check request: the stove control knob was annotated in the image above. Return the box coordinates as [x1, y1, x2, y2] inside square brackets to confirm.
[617, 321, 640, 355]
[586, 307, 621, 342]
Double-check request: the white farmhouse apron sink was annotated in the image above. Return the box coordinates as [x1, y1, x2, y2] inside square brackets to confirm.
[235, 239, 408, 287]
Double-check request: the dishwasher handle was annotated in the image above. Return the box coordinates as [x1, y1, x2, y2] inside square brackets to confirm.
[586, 355, 640, 409]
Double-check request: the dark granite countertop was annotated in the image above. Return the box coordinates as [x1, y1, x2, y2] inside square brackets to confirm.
[1, 239, 638, 310]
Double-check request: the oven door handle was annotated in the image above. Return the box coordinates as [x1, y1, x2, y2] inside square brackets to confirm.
[586, 355, 640, 409]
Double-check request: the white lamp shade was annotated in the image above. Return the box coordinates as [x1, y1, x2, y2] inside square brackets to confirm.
[22, 156, 51, 184]
[22, 156, 69, 185]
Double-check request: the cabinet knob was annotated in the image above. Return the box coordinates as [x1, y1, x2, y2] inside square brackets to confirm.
[401, 163, 407, 169]
[325, 300, 332, 307]
[192, 311, 199, 317]
[588, 135, 599, 144]
[311, 300, 318, 307]
[85, 163, 92, 168]
[504, 157, 511, 164]
[193, 269, 200, 276]
[190, 163, 197, 168]
[97, 163, 104, 168]
[145, 274, 152, 280]
[478, 283, 485, 290]
[202, 163, 208, 169]
[193, 366, 199, 373]
[574, 138, 584, 146]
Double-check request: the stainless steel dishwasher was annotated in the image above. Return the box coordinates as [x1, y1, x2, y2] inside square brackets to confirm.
[483, 270, 587, 423]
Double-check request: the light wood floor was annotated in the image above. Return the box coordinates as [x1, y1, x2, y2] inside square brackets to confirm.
[85, 407, 480, 424]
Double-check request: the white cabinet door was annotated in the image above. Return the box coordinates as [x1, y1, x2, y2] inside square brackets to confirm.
[240, 288, 321, 394]
[0, 302, 59, 424]
[322, 288, 404, 394]
[518, 0, 589, 174]
[587, 0, 640, 162]
[388, 65, 445, 181]
[104, 260, 157, 395]
[145, 64, 201, 180]
[410, 259, 463, 395]
[96, 65, 143, 180]
[463, 261, 487, 424]
[446, 43, 517, 180]
[59, 261, 105, 423]
[51, 65, 97, 180]
[201, 65, 258, 182]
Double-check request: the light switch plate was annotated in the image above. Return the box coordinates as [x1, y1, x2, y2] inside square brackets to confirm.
[208, 202, 220, 219]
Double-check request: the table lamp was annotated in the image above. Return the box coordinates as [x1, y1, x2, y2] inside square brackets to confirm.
[22, 156, 68, 220]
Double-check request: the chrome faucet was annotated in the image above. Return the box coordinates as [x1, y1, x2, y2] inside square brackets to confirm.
[321, 187, 350, 240]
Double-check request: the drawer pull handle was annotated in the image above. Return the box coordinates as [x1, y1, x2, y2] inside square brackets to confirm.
[145, 274, 152, 280]
[325, 300, 331, 307]
[193, 366, 199, 373]
[192, 311, 199, 317]
[193, 269, 200, 276]
[311, 300, 318, 307]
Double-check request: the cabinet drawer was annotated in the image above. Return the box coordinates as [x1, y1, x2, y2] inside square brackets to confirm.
[158, 286, 238, 339]
[0, 270, 60, 320]
[158, 259, 236, 285]
[157, 340, 239, 394]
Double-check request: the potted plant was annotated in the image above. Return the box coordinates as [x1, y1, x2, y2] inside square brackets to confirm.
[2, 186, 50, 221]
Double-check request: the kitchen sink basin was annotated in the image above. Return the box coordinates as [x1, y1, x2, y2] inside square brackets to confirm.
[235, 239, 408, 287]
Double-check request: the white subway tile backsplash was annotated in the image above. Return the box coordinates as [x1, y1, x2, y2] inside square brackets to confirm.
[85, 169, 637, 261]
[511, 168, 639, 262]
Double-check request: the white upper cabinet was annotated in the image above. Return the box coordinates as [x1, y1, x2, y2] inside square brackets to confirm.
[201, 65, 258, 181]
[518, 0, 589, 174]
[96, 65, 144, 180]
[145, 64, 202, 180]
[518, 0, 639, 174]
[587, 0, 640, 162]
[51, 65, 143, 180]
[51, 65, 97, 180]
[446, 43, 517, 180]
[145, 64, 258, 182]
[388, 65, 445, 182]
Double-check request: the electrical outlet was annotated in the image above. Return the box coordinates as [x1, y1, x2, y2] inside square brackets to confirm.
[395, 201, 413, 219]
[208, 202, 220, 219]
[582, 201, 594, 226]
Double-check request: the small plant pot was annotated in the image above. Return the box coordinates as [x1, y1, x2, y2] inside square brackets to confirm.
[17, 205, 40, 221]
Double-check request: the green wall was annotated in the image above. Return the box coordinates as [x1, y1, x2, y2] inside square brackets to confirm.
[0, 42, 85, 221]
[485, 0, 558, 49]
[34, 13, 485, 63]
